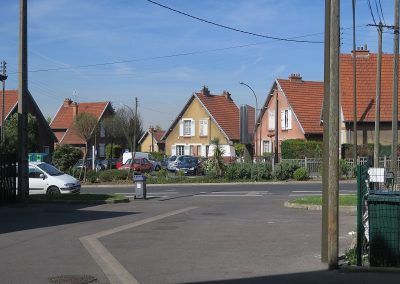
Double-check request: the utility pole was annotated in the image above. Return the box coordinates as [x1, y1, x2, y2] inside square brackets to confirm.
[352, 0, 358, 166]
[374, 22, 383, 167]
[134, 97, 138, 155]
[392, 0, 399, 177]
[0, 61, 7, 143]
[274, 91, 279, 164]
[328, 0, 340, 269]
[18, 0, 29, 202]
[321, 0, 331, 264]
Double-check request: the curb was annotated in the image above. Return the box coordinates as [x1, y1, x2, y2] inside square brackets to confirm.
[284, 201, 356, 213]
[82, 179, 357, 188]
[340, 264, 400, 273]
[29, 198, 130, 205]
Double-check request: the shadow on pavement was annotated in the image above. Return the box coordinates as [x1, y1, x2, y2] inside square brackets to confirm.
[0, 203, 138, 234]
[181, 269, 400, 284]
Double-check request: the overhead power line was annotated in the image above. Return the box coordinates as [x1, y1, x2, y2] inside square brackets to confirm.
[378, 0, 386, 25]
[145, 0, 323, 44]
[367, 0, 378, 27]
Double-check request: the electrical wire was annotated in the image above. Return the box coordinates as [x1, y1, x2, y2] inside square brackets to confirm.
[373, 0, 383, 24]
[367, 0, 378, 26]
[378, 0, 386, 26]
[145, 0, 322, 44]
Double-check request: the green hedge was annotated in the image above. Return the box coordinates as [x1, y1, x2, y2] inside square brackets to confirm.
[341, 143, 396, 159]
[224, 163, 272, 181]
[281, 139, 322, 159]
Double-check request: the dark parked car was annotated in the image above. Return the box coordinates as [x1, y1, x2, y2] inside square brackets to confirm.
[175, 156, 204, 175]
[73, 159, 105, 172]
[101, 158, 119, 169]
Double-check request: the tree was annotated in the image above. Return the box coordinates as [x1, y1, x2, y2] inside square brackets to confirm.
[73, 112, 98, 180]
[102, 115, 124, 168]
[115, 106, 144, 178]
[0, 113, 38, 154]
[208, 137, 225, 177]
[53, 144, 83, 171]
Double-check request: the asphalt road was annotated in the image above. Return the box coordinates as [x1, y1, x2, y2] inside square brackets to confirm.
[1, 182, 399, 284]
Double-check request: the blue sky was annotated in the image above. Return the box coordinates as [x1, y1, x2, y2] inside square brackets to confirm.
[0, 0, 397, 129]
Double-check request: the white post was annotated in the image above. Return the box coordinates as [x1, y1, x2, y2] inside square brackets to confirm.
[92, 145, 95, 170]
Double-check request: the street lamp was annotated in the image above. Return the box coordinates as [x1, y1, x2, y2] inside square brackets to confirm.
[240, 82, 262, 162]
[0, 61, 7, 143]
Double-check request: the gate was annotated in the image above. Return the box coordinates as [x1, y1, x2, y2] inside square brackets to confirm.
[0, 154, 17, 203]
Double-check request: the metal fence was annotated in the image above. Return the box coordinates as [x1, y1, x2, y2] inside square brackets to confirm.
[0, 154, 17, 204]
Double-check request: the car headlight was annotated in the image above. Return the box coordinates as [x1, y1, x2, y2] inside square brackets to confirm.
[64, 183, 76, 188]
[189, 167, 194, 170]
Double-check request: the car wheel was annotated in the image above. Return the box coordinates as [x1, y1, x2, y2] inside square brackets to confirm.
[47, 186, 61, 195]
[155, 165, 161, 171]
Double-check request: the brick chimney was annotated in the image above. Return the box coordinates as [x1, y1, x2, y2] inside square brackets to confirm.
[289, 73, 303, 82]
[222, 90, 232, 101]
[352, 44, 370, 57]
[200, 86, 210, 96]
[63, 98, 72, 107]
[72, 102, 78, 117]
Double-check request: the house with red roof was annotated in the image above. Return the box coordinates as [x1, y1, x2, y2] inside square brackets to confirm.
[0, 90, 57, 154]
[162, 86, 240, 160]
[257, 74, 324, 156]
[138, 127, 166, 153]
[50, 98, 113, 158]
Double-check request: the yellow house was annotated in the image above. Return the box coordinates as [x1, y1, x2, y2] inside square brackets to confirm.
[138, 127, 165, 153]
[162, 86, 240, 160]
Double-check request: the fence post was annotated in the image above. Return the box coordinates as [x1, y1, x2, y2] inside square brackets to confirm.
[305, 157, 308, 172]
[272, 157, 275, 173]
[384, 155, 387, 169]
[356, 165, 364, 266]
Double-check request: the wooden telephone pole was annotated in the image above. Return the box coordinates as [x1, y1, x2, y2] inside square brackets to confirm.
[392, 0, 399, 176]
[374, 22, 383, 167]
[18, 0, 29, 202]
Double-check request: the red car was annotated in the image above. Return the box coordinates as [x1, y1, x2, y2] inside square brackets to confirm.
[119, 158, 153, 173]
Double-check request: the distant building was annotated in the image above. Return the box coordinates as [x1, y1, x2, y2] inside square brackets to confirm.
[138, 127, 166, 153]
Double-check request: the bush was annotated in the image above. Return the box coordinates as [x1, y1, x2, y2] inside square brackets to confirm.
[273, 161, 300, 180]
[105, 144, 123, 159]
[156, 168, 168, 178]
[86, 170, 98, 183]
[281, 139, 322, 159]
[224, 163, 272, 181]
[97, 169, 127, 182]
[293, 167, 309, 181]
[339, 159, 352, 178]
[53, 145, 83, 171]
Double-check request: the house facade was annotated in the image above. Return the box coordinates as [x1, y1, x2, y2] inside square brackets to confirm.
[0, 90, 57, 154]
[256, 74, 324, 156]
[340, 47, 400, 145]
[139, 127, 165, 153]
[162, 87, 239, 160]
[50, 98, 114, 158]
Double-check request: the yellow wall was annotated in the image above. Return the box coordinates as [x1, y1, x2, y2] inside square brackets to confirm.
[140, 134, 161, 152]
[165, 97, 229, 156]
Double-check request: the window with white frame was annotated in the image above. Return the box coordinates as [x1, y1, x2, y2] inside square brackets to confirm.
[176, 145, 185, 155]
[281, 109, 292, 130]
[263, 141, 272, 153]
[268, 111, 275, 130]
[180, 119, 195, 137]
[199, 119, 208, 136]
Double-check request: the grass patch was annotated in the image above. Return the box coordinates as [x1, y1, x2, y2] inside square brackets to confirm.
[29, 194, 128, 203]
[289, 194, 356, 206]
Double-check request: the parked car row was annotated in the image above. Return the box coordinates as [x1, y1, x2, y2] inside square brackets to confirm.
[168, 155, 206, 176]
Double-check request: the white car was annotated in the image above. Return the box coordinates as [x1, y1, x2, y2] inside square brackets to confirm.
[26, 162, 81, 195]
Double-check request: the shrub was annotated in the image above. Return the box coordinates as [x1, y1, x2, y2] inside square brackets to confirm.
[86, 170, 98, 183]
[273, 161, 300, 180]
[339, 159, 352, 178]
[156, 168, 168, 178]
[105, 144, 123, 159]
[53, 145, 83, 171]
[281, 139, 322, 159]
[97, 170, 126, 182]
[251, 163, 273, 181]
[293, 167, 309, 181]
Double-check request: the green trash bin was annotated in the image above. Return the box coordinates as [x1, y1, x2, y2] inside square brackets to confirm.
[367, 193, 400, 267]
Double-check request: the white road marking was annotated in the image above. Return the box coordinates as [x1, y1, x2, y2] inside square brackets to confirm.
[213, 191, 269, 194]
[196, 194, 263, 197]
[80, 206, 197, 284]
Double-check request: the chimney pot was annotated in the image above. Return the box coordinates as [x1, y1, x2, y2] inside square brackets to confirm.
[222, 90, 232, 101]
[201, 86, 210, 96]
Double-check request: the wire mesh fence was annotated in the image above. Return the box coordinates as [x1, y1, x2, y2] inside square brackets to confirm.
[357, 163, 400, 267]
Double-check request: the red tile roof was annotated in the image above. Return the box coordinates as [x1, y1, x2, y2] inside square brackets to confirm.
[152, 130, 165, 142]
[51, 99, 109, 144]
[277, 79, 324, 134]
[196, 91, 240, 140]
[0, 90, 18, 126]
[340, 51, 400, 122]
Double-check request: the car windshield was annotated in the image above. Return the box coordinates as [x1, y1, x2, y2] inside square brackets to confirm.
[125, 159, 141, 164]
[169, 156, 176, 162]
[37, 163, 63, 176]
